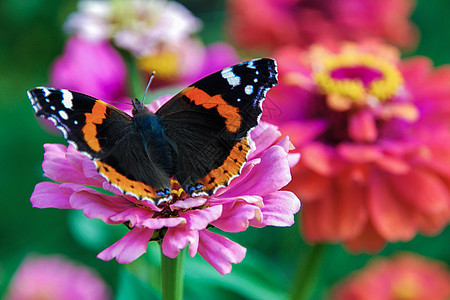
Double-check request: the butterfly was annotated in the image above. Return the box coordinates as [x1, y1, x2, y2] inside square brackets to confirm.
[28, 58, 278, 205]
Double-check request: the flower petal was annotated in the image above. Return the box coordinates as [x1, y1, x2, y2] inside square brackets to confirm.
[302, 176, 367, 241]
[212, 202, 260, 232]
[280, 120, 328, 146]
[142, 217, 185, 230]
[181, 205, 223, 230]
[97, 227, 153, 264]
[222, 145, 291, 197]
[197, 230, 246, 275]
[249, 122, 281, 159]
[42, 144, 97, 186]
[348, 110, 378, 142]
[70, 190, 132, 224]
[389, 169, 450, 214]
[31, 182, 73, 209]
[162, 226, 198, 258]
[170, 196, 207, 209]
[254, 191, 301, 227]
[369, 169, 418, 241]
[344, 222, 387, 253]
[302, 143, 343, 175]
[109, 207, 155, 227]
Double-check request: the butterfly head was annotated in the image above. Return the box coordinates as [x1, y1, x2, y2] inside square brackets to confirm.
[131, 98, 147, 116]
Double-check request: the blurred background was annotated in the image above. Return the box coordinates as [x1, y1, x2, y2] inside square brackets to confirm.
[0, 0, 449, 299]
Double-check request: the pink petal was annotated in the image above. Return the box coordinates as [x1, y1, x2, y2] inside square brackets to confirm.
[348, 110, 378, 142]
[374, 154, 411, 174]
[302, 176, 368, 241]
[214, 158, 260, 197]
[212, 202, 261, 232]
[337, 143, 382, 163]
[109, 207, 155, 227]
[248, 122, 281, 159]
[31, 182, 73, 209]
[162, 226, 198, 258]
[302, 143, 343, 175]
[389, 169, 450, 214]
[197, 230, 246, 275]
[42, 144, 95, 185]
[344, 222, 386, 253]
[170, 197, 207, 209]
[279, 120, 327, 146]
[66, 145, 104, 181]
[180, 206, 223, 230]
[369, 169, 418, 241]
[69, 190, 132, 224]
[254, 191, 301, 227]
[142, 217, 185, 230]
[97, 227, 153, 264]
[221, 145, 291, 197]
[417, 210, 450, 235]
[288, 152, 301, 168]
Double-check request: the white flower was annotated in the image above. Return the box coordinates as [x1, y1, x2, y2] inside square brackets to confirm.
[65, 0, 202, 56]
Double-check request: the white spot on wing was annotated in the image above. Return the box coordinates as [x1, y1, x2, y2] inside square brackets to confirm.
[43, 88, 50, 97]
[59, 110, 69, 120]
[247, 60, 256, 69]
[221, 67, 240, 87]
[245, 85, 254, 95]
[61, 90, 74, 109]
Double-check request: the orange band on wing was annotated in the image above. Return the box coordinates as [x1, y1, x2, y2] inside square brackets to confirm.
[95, 160, 160, 201]
[183, 87, 242, 133]
[197, 136, 250, 193]
[82, 101, 108, 152]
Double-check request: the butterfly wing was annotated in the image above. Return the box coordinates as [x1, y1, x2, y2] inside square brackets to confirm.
[156, 58, 278, 196]
[28, 87, 171, 203]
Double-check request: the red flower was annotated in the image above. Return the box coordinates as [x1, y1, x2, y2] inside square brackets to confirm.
[266, 41, 450, 252]
[227, 0, 417, 52]
[331, 253, 450, 300]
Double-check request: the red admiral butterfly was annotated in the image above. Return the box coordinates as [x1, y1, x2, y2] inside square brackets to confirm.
[28, 58, 278, 204]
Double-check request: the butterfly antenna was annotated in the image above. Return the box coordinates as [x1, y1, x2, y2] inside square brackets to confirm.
[142, 71, 156, 104]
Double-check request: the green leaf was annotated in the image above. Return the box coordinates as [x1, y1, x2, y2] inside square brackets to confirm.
[115, 267, 160, 300]
[68, 210, 128, 251]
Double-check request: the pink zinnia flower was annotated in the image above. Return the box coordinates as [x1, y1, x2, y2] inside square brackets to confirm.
[331, 253, 450, 300]
[51, 36, 129, 107]
[266, 42, 450, 252]
[30, 97, 300, 275]
[227, 0, 418, 52]
[6, 255, 110, 300]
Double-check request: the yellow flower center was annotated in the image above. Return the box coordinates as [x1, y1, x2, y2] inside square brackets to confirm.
[137, 51, 180, 80]
[170, 179, 186, 198]
[391, 274, 420, 300]
[313, 53, 403, 104]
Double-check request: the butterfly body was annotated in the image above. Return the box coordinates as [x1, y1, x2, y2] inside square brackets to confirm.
[28, 58, 278, 204]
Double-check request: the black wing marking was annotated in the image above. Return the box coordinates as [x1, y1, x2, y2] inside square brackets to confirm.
[156, 58, 278, 195]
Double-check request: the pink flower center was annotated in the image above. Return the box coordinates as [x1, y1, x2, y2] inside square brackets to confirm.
[300, 51, 419, 144]
[330, 66, 384, 88]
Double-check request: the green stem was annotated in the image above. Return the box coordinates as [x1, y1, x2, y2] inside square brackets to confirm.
[290, 243, 327, 300]
[161, 247, 185, 300]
